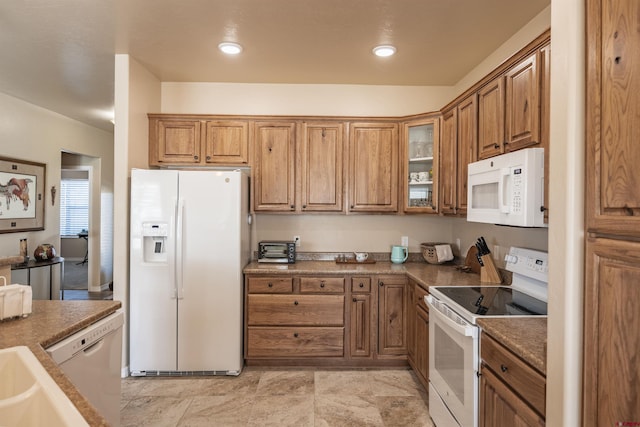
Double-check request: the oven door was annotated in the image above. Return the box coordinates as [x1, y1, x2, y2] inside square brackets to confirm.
[426, 295, 478, 427]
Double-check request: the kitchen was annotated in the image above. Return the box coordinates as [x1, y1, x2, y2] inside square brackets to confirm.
[0, 0, 630, 426]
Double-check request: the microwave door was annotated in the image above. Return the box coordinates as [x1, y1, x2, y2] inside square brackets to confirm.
[500, 167, 512, 214]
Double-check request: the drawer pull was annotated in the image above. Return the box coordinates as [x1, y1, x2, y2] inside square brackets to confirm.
[293, 333, 299, 338]
[500, 364, 508, 373]
[320, 281, 325, 288]
[359, 283, 364, 288]
[268, 283, 273, 288]
[294, 301, 299, 305]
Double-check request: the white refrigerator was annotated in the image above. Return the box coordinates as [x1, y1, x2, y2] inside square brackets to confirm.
[129, 169, 250, 376]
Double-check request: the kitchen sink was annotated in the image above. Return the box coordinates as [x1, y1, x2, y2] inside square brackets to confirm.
[0, 346, 88, 426]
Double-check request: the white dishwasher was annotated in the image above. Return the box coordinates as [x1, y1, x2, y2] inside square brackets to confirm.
[46, 311, 124, 427]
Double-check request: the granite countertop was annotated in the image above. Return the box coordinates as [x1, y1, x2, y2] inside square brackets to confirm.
[244, 259, 546, 374]
[0, 300, 122, 426]
[477, 317, 547, 375]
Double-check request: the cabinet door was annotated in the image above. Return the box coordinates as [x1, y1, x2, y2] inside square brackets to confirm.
[439, 107, 458, 215]
[480, 366, 545, 427]
[349, 123, 399, 212]
[406, 283, 416, 363]
[539, 42, 551, 223]
[151, 119, 202, 165]
[377, 276, 407, 356]
[586, 0, 640, 237]
[403, 117, 439, 213]
[300, 122, 345, 212]
[203, 120, 249, 164]
[456, 94, 477, 215]
[349, 293, 372, 358]
[477, 77, 505, 160]
[414, 305, 429, 385]
[504, 52, 540, 151]
[583, 237, 640, 426]
[253, 122, 296, 212]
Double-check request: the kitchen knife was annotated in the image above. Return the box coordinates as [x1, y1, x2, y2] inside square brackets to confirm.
[475, 243, 485, 265]
[480, 236, 491, 254]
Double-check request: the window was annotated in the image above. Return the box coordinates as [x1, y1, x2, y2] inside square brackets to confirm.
[59, 178, 89, 236]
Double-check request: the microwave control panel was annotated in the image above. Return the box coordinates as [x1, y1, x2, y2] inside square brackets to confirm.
[511, 168, 523, 213]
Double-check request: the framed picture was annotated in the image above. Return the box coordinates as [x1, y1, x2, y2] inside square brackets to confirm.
[0, 156, 46, 233]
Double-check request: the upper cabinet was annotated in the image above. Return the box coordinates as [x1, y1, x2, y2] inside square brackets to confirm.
[300, 122, 345, 212]
[348, 122, 399, 213]
[148, 115, 249, 166]
[402, 116, 440, 213]
[253, 121, 297, 212]
[440, 94, 477, 216]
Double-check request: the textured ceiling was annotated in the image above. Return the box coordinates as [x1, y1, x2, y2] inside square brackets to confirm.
[0, 0, 550, 131]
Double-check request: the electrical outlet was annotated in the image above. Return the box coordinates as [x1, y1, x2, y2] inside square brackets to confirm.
[294, 235, 301, 247]
[493, 245, 500, 261]
[401, 236, 409, 247]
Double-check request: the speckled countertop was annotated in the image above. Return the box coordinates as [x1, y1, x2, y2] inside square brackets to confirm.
[0, 300, 122, 426]
[477, 317, 547, 374]
[244, 260, 546, 375]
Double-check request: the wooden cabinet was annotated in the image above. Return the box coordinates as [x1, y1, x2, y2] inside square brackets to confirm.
[349, 276, 373, 358]
[148, 115, 249, 166]
[245, 275, 345, 359]
[583, 237, 640, 426]
[402, 116, 440, 213]
[584, 2, 640, 425]
[348, 122, 399, 212]
[407, 279, 429, 388]
[440, 94, 476, 216]
[477, 47, 546, 160]
[252, 121, 297, 212]
[299, 122, 345, 212]
[377, 276, 407, 356]
[480, 333, 545, 426]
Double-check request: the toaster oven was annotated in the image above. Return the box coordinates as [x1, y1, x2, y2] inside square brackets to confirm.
[258, 241, 296, 263]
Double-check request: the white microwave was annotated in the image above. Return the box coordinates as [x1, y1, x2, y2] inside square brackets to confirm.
[467, 148, 545, 227]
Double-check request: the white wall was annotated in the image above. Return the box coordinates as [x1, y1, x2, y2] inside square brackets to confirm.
[113, 54, 161, 375]
[0, 92, 113, 298]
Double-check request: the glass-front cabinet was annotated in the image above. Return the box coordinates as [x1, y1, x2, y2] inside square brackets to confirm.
[403, 117, 440, 213]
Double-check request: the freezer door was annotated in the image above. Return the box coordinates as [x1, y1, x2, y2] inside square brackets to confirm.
[176, 170, 246, 372]
[129, 169, 179, 373]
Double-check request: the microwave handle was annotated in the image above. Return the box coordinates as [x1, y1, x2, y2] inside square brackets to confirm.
[499, 167, 511, 213]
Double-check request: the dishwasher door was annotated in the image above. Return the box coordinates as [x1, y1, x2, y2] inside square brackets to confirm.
[46, 311, 124, 426]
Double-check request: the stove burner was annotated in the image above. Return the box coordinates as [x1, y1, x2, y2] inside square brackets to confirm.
[433, 286, 547, 317]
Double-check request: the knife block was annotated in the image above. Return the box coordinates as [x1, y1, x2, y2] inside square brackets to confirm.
[480, 254, 502, 284]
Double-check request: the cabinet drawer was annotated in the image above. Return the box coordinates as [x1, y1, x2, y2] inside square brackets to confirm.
[300, 277, 345, 293]
[351, 277, 371, 293]
[481, 333, 546, 416]
[247, 327, 344, 357]
[247, 277, 293, 293]
[247, 295, 344, 326]
[414, 285, 428, 311]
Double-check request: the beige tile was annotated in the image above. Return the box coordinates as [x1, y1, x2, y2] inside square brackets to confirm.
[376, 396, 433, 427]
[120, 396, 192, 427]
[136, 378, 207, 398]
[196, 370, 262, 396]
[315, 394, 384, 427]
[121, 377, 150, 400]
[178, 395, 254, 426]
[315, 371, 379, 396]
[369, 370, 423, 397]
[255, 371, 315, 395]
[247, 395, 314, 427]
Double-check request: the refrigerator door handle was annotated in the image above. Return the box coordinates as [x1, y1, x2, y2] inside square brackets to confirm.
[176, 198, 185, 300]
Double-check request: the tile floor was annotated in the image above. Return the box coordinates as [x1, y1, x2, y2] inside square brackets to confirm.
[121, 368, 434, 426]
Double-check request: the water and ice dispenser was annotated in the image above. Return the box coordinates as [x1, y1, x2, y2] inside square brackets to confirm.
[141, 222, 168, 263]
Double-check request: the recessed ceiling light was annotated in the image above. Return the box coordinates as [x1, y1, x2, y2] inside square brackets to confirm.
[218, 42, 243, 55]
[372, 45, 396, 57]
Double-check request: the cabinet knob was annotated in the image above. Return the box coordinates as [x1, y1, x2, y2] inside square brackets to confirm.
[294, 301, 299, 305]
[494, 143, 500, 149]
[194, 155, 199, 160]
[353, 298, 357, 302]
[302, 204, 307, 209]
[290, 205, 295, 209]
[268, 283, 273, 288]
[500, 364, 508, 372]
[206, 155, 211, 161]
[293, 332, 299, 338]
[359, 283, 364, 288]
[320, 281, 325, 288]
[379, 281, 384, 287]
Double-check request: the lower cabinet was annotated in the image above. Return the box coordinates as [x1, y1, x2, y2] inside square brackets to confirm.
[479, 333, 545, 426]
[245, 273, 408, 366]
[407, 279, 429, 388]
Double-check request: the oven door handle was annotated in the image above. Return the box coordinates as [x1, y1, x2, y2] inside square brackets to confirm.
[426, 295, 478, 337]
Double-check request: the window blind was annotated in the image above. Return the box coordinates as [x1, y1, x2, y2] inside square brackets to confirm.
[59, 179, 89, 236]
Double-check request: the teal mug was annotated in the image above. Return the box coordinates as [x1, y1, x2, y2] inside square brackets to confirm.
[390, 245, 408, 264]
